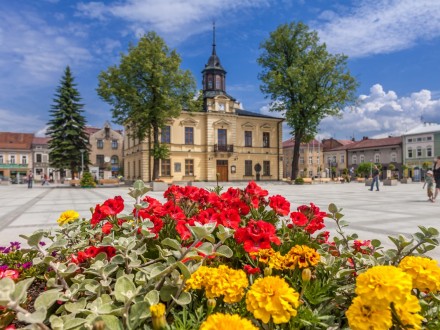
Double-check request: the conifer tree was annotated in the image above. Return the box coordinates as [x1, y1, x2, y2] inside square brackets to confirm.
[47, 66, 89, 180]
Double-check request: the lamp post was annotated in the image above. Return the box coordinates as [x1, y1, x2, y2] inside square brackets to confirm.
[79, 149, 85, 179]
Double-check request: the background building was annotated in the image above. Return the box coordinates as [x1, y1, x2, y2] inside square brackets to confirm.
[0, 132, 33, 182]
[86, 122, 124, 179]
[283, 139, 323, 179]
[124, 34, 284, 183]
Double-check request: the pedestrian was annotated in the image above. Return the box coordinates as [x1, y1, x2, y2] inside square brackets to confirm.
[433, 156, 440, 201]
[369, 165, 380, 191]
[27, 171, 33, 188]
[423, 170, 435, 202]
[41, 174, 48, 186]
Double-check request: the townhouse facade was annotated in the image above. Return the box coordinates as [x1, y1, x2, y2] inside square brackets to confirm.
[124, 35, 284, 183]
[86, 122, 124, 179]
[283, 139, 323, 178]
[0, 132, 33, 182]
[322, 139, 356, 178]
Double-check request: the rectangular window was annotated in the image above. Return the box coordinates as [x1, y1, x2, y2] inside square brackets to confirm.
[161, 159, 171, 176]
[161, 126, 171, 143]
[263, 132, 270, 148]
[427, 136, 432, 141]
[185, 127, 194, 145]
[244, 131, 252, 147]
[97, 139, 104, 149]
[308, 156, 313, 165]
[111, 140, 118, 149]
[0, 155, 3, 164]
[408, 149, 413, 158]
[36, 154, 42, 162]
[427, 146, 433, 157]
[263, 161, 270, 176]
[185, 159, 194, 176]
[300, 157, 304, 164]
[10, 155, 15, 164]
[340, 154, 345, 163]
[417, 147, 422, 157]
[96, 155, 105, 166]
[407, 138, 413, 143]
[22, 156, 27, 164]
[218, 129, 227, 146]
[245, 160, 253, 176]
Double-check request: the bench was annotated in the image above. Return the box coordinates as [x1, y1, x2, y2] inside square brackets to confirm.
[98, 179, 120, 185]
[302, 178, 313, 184]
[70, 179, 80, 186]
[319, 178, 331, 183]
[356, 178, 366, 183]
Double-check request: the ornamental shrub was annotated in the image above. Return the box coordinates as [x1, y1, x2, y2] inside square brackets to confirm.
[1, 180, 440, 329]
[80, 171, 96, 188]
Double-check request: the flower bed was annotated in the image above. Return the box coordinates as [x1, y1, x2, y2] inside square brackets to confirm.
[1, 180, 440, 329]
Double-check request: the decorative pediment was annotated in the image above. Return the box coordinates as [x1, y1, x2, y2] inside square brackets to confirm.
[165, 118, 175, 125]
[180, 118, 198, 126]
[213, 119, 232, 127]
[260, 123, 272, 130]
[241, 122, 256, 129]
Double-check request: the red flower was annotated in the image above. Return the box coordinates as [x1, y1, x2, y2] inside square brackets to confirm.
[269, 195, 290, 216]
[0, 269, 20, 280]
[102, 222, 113, 235]
[243, 264, 261, 275]
[215, 208, 241, 229]
[234, 219, 280, 253]
[290, 212, 308, 226]
[352, 240, 373, 255]
[91, 196, 125, 227]
[5, 325, 16, 330]
[71, 246, 116, 264]
[176, 220, 192, 240]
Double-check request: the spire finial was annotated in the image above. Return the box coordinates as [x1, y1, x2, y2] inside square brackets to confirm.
[212, 20, 216, 55]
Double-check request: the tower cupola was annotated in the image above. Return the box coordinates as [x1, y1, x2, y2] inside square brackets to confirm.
[202, 22, 226, 96]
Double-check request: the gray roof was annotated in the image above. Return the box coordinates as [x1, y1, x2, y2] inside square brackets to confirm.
[403, 123, 440, 135]
[236, 109, 283, 120]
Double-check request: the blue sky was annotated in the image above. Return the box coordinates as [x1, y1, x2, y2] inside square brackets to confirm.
[1, 0, 440, 141]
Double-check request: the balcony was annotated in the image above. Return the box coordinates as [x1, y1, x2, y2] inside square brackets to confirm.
[214, 144, 234, 152]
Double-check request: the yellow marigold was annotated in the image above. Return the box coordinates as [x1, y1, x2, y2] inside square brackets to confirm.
[399, 256, 440, 292]
[250, 248, 275, 264]
[150, 303, 166, 318]
[246, 276, 300, 324]
[57, 210, 79, 226]
[267, 251, 284, 270]
[199, 313, 258, 330]
[186, 265, 248, 304]
[283, 245, 320, 269]
[346, 296, 392, 330]
[393, 294, 423, 330]
[355, 265, 412, 309]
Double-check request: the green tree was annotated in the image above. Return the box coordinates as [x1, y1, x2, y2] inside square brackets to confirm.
[97, 32, 197, 181]
[47, 66, 89, 180]
[257, 22, 358, 179]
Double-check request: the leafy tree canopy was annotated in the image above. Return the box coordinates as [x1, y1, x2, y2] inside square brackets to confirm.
[47, 66, 89, 178]
[258, 22, 358, 179]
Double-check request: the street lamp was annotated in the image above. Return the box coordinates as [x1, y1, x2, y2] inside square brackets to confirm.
[79, 149, 85, 179]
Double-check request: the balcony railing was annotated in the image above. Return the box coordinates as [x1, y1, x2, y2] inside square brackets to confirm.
[214, 144, 234, 152]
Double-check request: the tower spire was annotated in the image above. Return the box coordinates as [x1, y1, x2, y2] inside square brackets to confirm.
[212, 21, 216, 55]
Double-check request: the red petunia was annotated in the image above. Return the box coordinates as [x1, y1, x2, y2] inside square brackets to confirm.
[102, 222, 113, 235]
[71, 246, 116, 264]
[234, 219, 280, 253]
[91, 196, 125, 227]
[243, 264, 261, 275]
[290, 212, 308, 226]
[269, 195, 290, 216]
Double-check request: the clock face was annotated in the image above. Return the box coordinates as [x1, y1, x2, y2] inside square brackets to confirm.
[219, 103, 225, 111]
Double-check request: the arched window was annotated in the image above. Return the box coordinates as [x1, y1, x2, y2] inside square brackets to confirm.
[359, 155, 365, 163]
[374, 153, 380, 163]
[390, 152, 397, 162]
[216, 76, 221, 89]
[352, 155, 357, 164]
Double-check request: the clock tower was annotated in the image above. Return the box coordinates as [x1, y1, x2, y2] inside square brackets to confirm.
[202, 23, 228, 109]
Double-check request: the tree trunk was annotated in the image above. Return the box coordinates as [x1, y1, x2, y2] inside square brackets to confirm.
[152, 125, 160, 181]
[290, 134, 302, 180]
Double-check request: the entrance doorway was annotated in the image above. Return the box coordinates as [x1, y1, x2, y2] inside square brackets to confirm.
[216, 160, 228, 182]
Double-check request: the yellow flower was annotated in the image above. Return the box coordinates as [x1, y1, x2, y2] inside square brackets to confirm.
[199, 313, 258, 330]
[150, 303, 167, 330]
[251, 248, 275, 264]
[57, 210, 79, 226]
[283, 245, 320, 269]
[346, 296, 392, 330]
[186, 265, 248, 304]
[399, 256, 440, 292]
[355, 265, 412, 309]
[393, 294, 423, 330]
[246, 276, 300, 324]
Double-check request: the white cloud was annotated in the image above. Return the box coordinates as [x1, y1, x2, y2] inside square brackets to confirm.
[77, 0, 270, 43]
[319, 84, 440, 139]
[315, 0, 440, 57]
[0, 109, 46, 133]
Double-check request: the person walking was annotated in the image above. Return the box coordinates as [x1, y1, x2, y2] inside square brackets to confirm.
[433, 156, 440, 201]
[423, 170, 435, 202]
[369, 165, 380, 191]
[27, 171, 33, 188]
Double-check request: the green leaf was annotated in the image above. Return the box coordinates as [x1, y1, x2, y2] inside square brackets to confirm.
[215, 245, 233, 258]
[328, 203, 338, 214]
[371, 239, 381, 248]
[176, 261, 191, 279]
[162, 238, 182, 251]
[130, 301, 150, 328]
[144, 290, 160, 306]
[17, 307, 47, 324]
[26, 231, 44, 246]
[133, 180, 145, 190]
[34, 289, 62, 310]
[99, 315, 124, 330]
[216, 225, 234, 243]
[171, 291, 191, 305]
[160, 285, 178, 302]
[0, 278, 15, 305]
[11, 277, 34, 304]
[65, 299, 87, 314]
[114, 275, 136, 303]
[48, 238, 68, 251]
[195, 242, 214, 256]
[65, 318, 87, 330]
